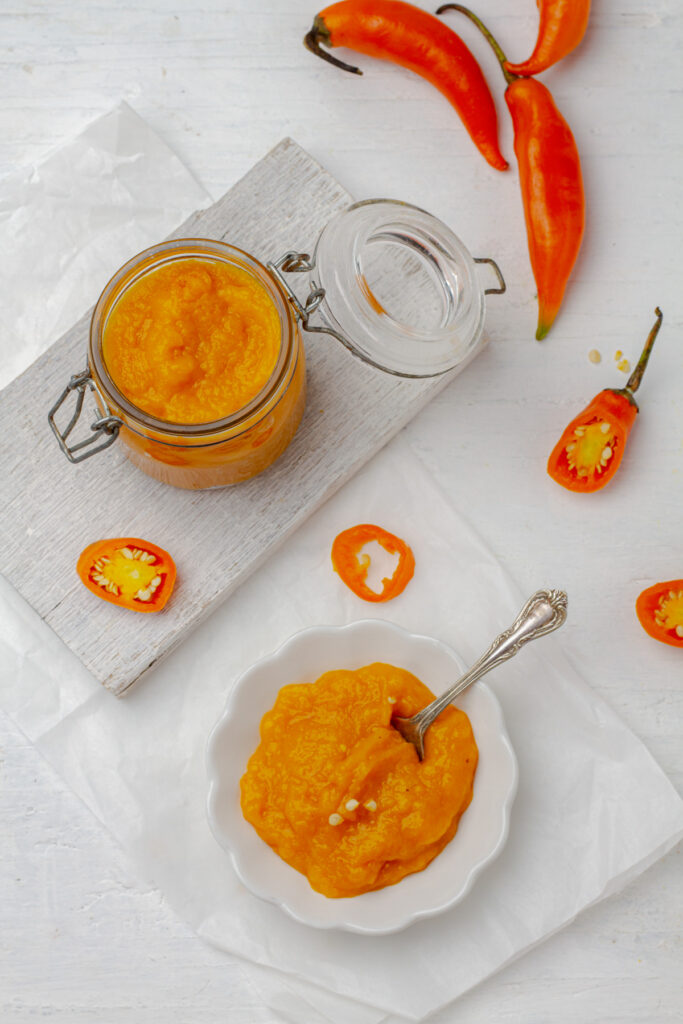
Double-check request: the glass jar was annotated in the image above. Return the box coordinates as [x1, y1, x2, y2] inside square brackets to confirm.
[49, 200, 504, 489]
[49, 239, 306, 490]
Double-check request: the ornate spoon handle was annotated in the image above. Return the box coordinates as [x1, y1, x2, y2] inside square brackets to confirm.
[393, 590, 567, 758]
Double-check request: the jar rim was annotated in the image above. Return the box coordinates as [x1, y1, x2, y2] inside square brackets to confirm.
[311, 199, 486, 378]
[89, 238, 296, 437]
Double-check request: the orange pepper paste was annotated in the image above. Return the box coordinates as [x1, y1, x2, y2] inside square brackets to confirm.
[240, 663, 478, 898]
[102, 258, 281, 424]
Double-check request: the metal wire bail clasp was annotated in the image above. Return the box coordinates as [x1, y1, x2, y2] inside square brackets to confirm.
[267, 251, 347, 345]
[48, 368, 123, 464]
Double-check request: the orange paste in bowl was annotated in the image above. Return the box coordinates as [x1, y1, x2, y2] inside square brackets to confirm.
[102, 258, 281, 424]
[240, 663, 478, 898]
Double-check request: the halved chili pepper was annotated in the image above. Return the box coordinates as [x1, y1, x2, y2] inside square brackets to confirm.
[438, 5, 584, 339]
[504, 0, 592, 77]
[77, 538, 176, 613]
[304, 1, 508, 171]
[636, 581, 683, 649]
[331, 523, 415, 602]
[547, 308, 663, 492]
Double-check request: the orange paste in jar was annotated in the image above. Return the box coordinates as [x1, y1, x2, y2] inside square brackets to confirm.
[102, 258, 281, 424]
[240, 663, 478, 898]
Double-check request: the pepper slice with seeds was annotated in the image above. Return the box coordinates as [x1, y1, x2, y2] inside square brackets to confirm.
[77, 538, 176, 613]
[636, 581, 683, 649]
[547, 308, 663, 493]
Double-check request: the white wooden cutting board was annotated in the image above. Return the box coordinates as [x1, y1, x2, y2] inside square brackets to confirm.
[0, 138, 471, 696]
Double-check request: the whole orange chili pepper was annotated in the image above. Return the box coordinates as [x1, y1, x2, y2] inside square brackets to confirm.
[636, 580, 683, 649]
[505, 0, 592, 77]
[304, 0, 508, 171]
[438, 5, 584, 339]
[77, 537, 177, 613]
[331, 523, 415, 602]
[547, 308, 663, 492]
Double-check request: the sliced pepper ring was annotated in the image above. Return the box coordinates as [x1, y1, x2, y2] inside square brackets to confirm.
[77, 537, 177, 613]
[331, 523, 415, 602]
[635, 581, 683, 649]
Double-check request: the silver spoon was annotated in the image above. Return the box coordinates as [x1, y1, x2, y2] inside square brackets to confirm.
[392, 589, 568, 759]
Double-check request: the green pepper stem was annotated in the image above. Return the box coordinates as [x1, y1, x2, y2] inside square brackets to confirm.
[625, 307, 663, 395]
[436, 4, 516, 86]
[304, 18, 362, 75]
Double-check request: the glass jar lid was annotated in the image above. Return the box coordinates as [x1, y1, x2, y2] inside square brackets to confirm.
[305, 199, 499, 378]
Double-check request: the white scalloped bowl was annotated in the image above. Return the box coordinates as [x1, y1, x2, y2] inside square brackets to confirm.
[206, 620, 517, 935]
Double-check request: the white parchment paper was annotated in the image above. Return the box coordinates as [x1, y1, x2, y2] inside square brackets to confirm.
[0, 101, 210, 388]
[1, 108, 681, 1024]
[1, 444, 682, 1022]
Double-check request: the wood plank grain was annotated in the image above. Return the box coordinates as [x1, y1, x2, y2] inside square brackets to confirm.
[0, 138, 470, 696]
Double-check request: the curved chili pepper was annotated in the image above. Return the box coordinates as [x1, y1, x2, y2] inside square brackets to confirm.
[636, 581, 683, 649]
[547, 308, 663, 492]
[438, 5, 584, 339]
[77, 537, 177, 612]
[508, 78, 584, 339]
[304, 1, 508, 171]
[505, 0, 591, 77]
[331, 523, 415, 602]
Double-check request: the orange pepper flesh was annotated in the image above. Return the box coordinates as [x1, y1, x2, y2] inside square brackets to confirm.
[506, 77, 584, 340]
[240, 663, 478, 897]
[439, 6, 584, 340]
[547, 310, 663, 493]
[504, 0, 592, 77]
[331, 524, 415, 602]
[77, 538, 176, 613]
[547, 389, 637, 493]
[102, 258, 281, 424]
[305, 1, 508, 171]
[636, 581, 683, 649]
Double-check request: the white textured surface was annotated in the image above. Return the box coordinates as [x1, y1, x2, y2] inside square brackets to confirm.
[1, 1, 681, 1021]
